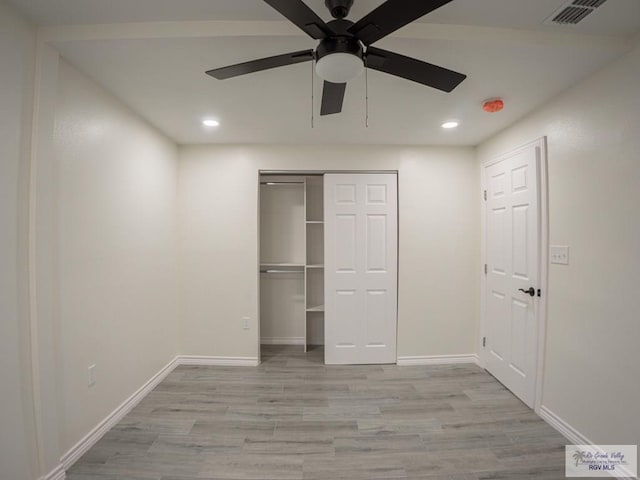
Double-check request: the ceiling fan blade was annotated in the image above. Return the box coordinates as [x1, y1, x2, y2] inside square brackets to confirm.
[366, 47, 466, 92]
[349, 0, 454, 45]
[206, 50, 314, 80]
[263, 0, 334, 39]
[320, 81, 347, 116]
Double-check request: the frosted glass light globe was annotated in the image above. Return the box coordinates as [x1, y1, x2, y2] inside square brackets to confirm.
[316, 53, 364, 83]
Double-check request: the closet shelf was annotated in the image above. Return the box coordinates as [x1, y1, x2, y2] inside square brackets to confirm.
[260, 263, 304, 273]
[260, 263, 304, 267]
[306, 220, 324, 224]
[261, 270, 304, 274]
[260, 181, 304, 186]
[306, 305, 325, 312]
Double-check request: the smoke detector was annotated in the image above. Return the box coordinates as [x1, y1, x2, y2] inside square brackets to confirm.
[544, 0, 609, 26]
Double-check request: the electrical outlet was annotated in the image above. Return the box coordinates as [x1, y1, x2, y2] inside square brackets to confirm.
[550, 245, 570, 265]
[242, 316, 250, 330]
[88, 364, 96, 387]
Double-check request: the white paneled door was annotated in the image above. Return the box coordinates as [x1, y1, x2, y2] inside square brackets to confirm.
[324, 174, 398, 365]
[484, 142, 541, 408]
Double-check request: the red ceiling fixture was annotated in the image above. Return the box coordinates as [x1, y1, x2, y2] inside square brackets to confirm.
[483, 98, 504, 113]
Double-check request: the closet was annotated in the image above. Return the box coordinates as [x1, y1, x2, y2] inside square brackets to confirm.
[259, 175, 325, 351]
[259, 172, 398, 365]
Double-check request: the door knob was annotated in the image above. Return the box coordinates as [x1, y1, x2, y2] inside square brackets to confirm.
[518, 287, 535, 297]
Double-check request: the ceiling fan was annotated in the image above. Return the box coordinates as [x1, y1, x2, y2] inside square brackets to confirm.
[206, 0, 466, 116]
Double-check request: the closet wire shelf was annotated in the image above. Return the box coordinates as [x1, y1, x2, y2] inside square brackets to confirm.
[260, 181, 304, 186]
[260, 263, 305, 274]
[260, 270, 305, 274]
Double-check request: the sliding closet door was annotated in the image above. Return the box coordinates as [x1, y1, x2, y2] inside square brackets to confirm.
[324, 174, 398, 364]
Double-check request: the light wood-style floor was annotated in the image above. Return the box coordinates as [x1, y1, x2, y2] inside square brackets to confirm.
[66, 345, 569, 480]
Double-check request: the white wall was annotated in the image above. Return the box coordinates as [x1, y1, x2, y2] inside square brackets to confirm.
[53, 59, 180, 452]
[478, 41, 640, 445]
[178, 145, 479, 359]
[0, 2, 39, 478]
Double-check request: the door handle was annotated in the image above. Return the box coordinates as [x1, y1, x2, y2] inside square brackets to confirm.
[518, 287, 535, 297]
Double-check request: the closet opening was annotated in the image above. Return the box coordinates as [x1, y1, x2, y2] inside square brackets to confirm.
[259, 173, 325, 363]
[258, 171, 398, 365]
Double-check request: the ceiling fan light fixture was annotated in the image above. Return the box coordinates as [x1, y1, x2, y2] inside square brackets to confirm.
[315, 36, 364, 84]
[316, 52, 364, 83]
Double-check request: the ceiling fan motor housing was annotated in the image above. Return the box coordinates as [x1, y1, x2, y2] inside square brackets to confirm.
[316, 35, 363, 63]
[325, 0, 354, 19]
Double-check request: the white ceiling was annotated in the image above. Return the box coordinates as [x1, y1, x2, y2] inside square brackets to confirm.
[10, 0, 640, 35]
[8, 0, 640, 145]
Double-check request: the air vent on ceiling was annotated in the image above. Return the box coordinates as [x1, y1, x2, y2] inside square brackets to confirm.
[544, 0, 608, 26]
[571, 0, 607, 8]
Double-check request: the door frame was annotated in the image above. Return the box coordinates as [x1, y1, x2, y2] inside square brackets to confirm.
[479, 137, 549, 413]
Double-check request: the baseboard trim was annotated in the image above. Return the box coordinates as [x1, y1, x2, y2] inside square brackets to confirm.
[59, 353, 260, 473]
[41, 464, 65, 480]
[539, 406, 637, 479]
[539, 405, 591, 445]
[260, 337, 304, 346]
[177, 355, 260, 367]
[397, 354, 480, 366]
[60, 356, 180, 470]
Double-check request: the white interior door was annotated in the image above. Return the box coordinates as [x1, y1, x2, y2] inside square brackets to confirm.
[484, 143, 540, 407]
[324, 174, 398, 365]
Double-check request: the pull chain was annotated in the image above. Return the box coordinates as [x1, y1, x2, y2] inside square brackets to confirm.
[311, 59, 315, 129]
[365, 65, 369, 128]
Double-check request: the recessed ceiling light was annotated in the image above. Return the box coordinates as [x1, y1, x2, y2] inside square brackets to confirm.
[441, 121, 459, 129]
[202, 119, 220, 127]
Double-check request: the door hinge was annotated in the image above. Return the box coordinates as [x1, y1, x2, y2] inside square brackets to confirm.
[483, 190, 487, 201]
[482, 337, 486, 347]
[537, 289, 542, 297]
[484, 264, 487, 275]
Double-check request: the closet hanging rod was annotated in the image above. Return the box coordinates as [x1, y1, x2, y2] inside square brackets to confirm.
[260, 181, 304, 185]
[260, 269, 304, 274]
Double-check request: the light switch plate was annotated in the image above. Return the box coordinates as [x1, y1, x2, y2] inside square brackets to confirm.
[550, 245, 570, 265]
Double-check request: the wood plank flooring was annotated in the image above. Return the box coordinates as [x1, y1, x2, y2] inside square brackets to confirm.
[66, 345, 569, 480]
